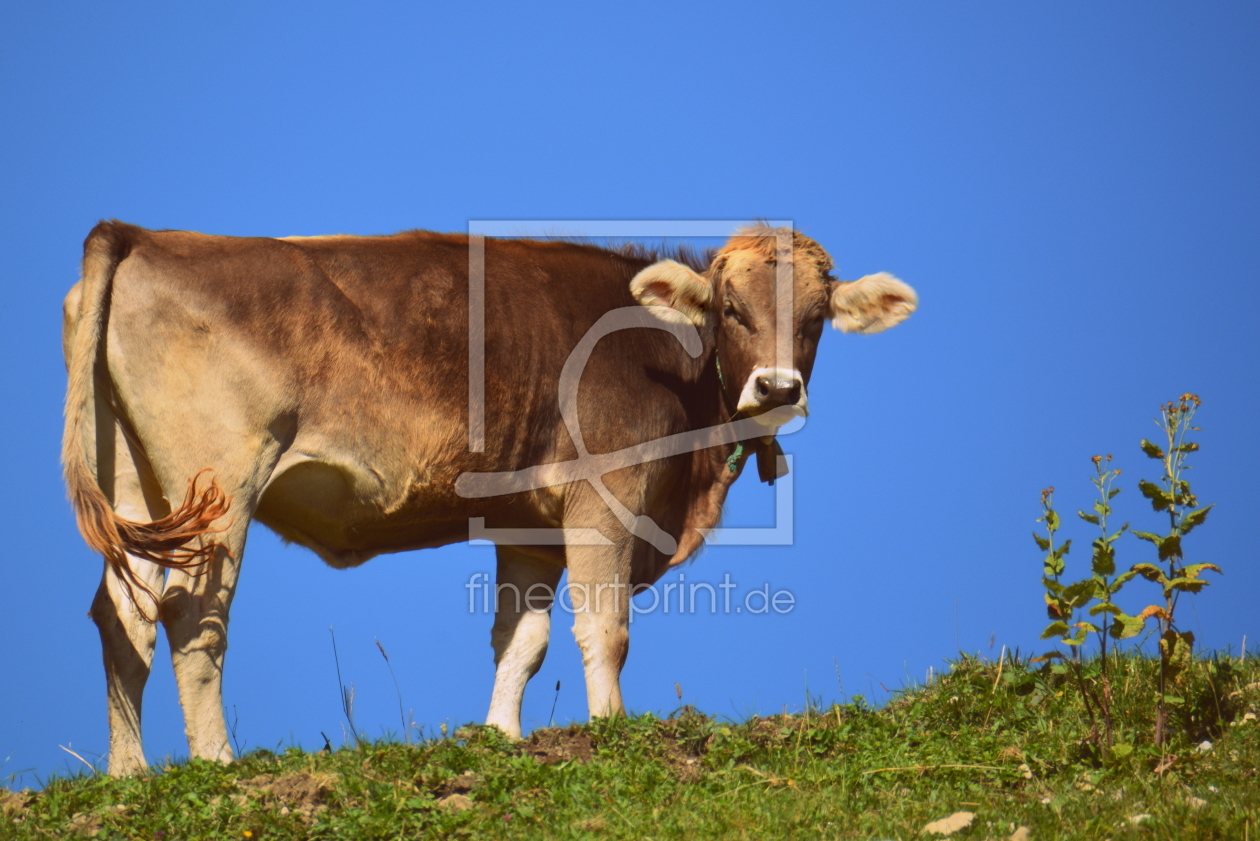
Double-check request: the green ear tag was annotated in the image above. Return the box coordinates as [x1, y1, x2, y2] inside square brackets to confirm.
[726, 443, 744, 473]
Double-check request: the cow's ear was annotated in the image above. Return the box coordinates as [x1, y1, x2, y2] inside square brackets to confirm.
[828, 272, 917, 334]
[630, 260, 713, 326]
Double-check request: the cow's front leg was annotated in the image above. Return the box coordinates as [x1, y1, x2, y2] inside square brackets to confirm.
[485, 546, 564, 738]
[566, 538, 632, 720]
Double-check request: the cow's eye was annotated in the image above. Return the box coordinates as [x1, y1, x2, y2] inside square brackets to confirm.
[724, 300, 747, 327]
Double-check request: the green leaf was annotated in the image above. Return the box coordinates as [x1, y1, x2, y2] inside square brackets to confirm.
[1174, 441, 1199, 454]
[1157, 534, 1182, 562]
[1109, 743, 1134, 760]
[1167, 577, 1208, 595]
[1131, 563, 1168, 586]
[1162, 695, 1185, 706]
[1032, 531, 1050, 551]
[1043, 552, 1065, 578]
[1075, 621, 1100, 634]
[1042, 577, 1065, 596]
[1108, 487, 1122, 499]
[1160, 630, 1196, 685]
[1108, 525, 1129, 542]
[1091, 541, 1115, 576]
[1029, 651, 1064, 663]
[1040, 621, 1069, 639]
[1182, 563, 1222, 579]
[1063, 579, 1097, 609]
[1179, 505, 1213, 536]
[1109, 612, 1147, 640]
[1043, 539, 1070, 576]
[1139, 479, 1173, 512]
[1078, 510, 1100, 525]
[1046, 509, 1060, 531]
[1065, 626, 1089, 645]
[1112, 569, 1138, 588]
[1089, 603, 1121, 617]
[1131, 530, 1162, 546]
[1140, 439, 1165, 459]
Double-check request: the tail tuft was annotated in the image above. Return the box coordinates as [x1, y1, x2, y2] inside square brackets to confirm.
[73, 470, 233, 620]
[115, 470, 233, 568]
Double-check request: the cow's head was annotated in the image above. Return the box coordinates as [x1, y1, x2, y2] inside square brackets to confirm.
[630, 225, 917, 430]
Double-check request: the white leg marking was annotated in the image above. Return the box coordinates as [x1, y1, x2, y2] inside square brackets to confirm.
[485, 548, 563, 738]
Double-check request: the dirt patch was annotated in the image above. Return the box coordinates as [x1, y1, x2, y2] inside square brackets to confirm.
[0, 789, 37, 819]
[433, 772, 479, 797]
[743, 716, 791, 741]
[652, 719, 711, 782]
[671, 755, 706, 783]
[63, 805, 132, 838]
[436, 792, 474, 812]
[66, 811, 103, 837]
[522, 727, 595, 764]
[421, 772, 480, 812]
[238, 771, 339, 821]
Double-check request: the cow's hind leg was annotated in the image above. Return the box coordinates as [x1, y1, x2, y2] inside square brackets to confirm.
[485, 546, 564, 738]
[159, 512, 251, 764]
[89, 428, 168, 776]
[149, 460, 269, 764]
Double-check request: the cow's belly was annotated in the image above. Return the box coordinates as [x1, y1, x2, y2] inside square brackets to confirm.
[253, 451, 559, 568]
[252, 451, 448, 565]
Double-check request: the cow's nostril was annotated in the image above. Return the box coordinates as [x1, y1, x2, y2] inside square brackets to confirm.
[751, 373, 804, 409]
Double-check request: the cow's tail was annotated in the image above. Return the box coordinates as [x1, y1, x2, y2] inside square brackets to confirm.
[62, 221, 231, 620]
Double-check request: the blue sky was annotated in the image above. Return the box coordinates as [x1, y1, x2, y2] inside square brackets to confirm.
[2, 3, 1257, 787]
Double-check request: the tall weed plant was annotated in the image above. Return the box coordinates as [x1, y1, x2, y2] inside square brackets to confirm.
[1034, 394, 1220, 758]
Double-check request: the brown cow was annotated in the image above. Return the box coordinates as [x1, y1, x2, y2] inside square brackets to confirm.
[62, 221, 916, 775]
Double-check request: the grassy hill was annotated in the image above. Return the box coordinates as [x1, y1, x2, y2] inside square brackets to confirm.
[3, 652, 1256, 840]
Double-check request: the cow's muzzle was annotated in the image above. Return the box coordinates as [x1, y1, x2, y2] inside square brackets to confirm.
[753, 373, 801, 408]
[737, 367, 809, 427]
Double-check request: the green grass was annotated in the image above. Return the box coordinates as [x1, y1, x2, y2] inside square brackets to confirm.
[3, 652, 1257, 840]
